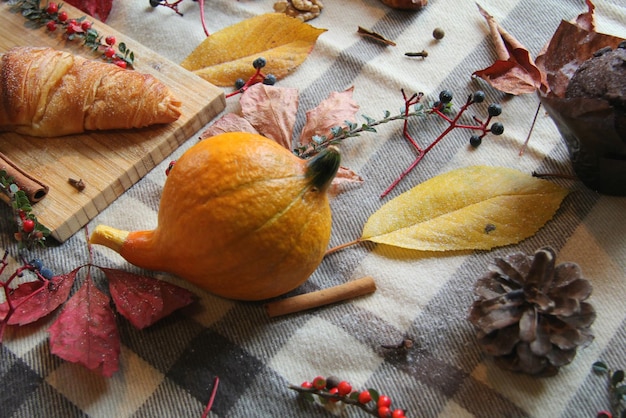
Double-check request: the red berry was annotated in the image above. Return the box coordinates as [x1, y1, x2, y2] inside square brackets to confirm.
[392, 409, 406, 418]
[312, 376, 326, 390]
[66, 22, 81, 34]
[114, 59, 127, 69]
[328, 387, 340, 402]
[46, 20, 57, 31]
[104, 47, 116, 58]
[300, 381, 312, 389]
[46, 2, 58, 14]
[336, 381, 352, 396]
[378, 395, 392, 408]
[378, 406, 392, 418]
[81, 20, 92, 30]
[22, 219, 35, 233]
[358, 390, 372, 404]
[105, 35, 116, 46]
[58, 11, 68, 21]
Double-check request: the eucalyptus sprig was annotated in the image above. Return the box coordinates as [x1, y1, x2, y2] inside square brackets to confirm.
[0, 170, 50, 250]
[295, 89, 502, 197]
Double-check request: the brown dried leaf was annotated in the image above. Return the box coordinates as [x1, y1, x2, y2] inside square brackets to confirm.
[240, 83, 299, 149]
[299, 87, 360, 145]
[327, 166, 364, 198]
[357, 26, 397, 46]
[199, 113, 259, 140]
[537, 20, 624, 98]
[473, 4, 547, 95]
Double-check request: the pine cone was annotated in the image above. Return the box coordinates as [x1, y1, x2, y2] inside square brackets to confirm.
[468, 247, 596, 376]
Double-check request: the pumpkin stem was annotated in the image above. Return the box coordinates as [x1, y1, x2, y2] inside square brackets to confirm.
[89, 224, 130, 254]
[306, 146, 341, 192]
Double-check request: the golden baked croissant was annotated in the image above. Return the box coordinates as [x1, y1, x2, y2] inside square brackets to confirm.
[0, 46, 182, 137]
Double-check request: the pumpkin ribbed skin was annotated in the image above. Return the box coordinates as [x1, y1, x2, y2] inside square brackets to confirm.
[90, 132, 339, 301]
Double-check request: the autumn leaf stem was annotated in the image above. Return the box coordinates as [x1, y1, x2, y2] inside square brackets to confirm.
[325, 238, 363, 256]
[519, 101, 542, 156]
[201, 376, 220, 418]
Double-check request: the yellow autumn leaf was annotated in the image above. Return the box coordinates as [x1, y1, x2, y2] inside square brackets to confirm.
[180, 13, 326, 86]
[362, 165, 569, 251]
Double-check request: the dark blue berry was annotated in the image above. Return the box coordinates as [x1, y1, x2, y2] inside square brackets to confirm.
[234, 78, 245, 89]
[252, 57, 267, 69]
[439, 90, 453, 104]
[472, 91, 485, 103]
[149, 0, 162, 7]
[487, 103, 502, 117]
[262, 74, 276, 85]
[29, 258, 44, 270]
[470, 135, 482, 147]
[40, 267, 54, 280]
[490, 122, 505, 135]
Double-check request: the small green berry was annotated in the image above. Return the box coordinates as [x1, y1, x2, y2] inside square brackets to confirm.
[432, 27, 445, 40]
[469, 135, 482, 147]
[487, 103, 502, 117]
[439, 90, 453, 104]
[490, 122, 504, 135]
[252, 57, 267, 69]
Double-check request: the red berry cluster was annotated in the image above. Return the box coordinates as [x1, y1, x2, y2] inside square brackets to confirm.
[294, 376, 407, 418]
[14, 1, 134, 69]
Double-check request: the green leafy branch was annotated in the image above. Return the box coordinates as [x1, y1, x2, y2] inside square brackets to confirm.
[593, 361, 626, 418]
[0, 170, 50, 249]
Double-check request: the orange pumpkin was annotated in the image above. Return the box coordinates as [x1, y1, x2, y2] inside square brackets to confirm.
[89, 132, 340, 301]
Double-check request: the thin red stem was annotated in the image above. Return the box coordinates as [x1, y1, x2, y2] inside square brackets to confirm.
[198, 0, 210, 37]
[201, 376, 220, 418]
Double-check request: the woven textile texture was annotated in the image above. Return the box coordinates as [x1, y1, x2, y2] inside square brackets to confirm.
[1, 1, 625, 417]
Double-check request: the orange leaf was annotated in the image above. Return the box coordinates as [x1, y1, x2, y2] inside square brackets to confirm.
[180, 13, 326, 87]
[473, 4, 547, 95]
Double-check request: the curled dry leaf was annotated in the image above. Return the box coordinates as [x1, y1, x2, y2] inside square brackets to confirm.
[180, 13, 326, 87]
[473, 4, 547, 95]
[361, 165, 568, 251]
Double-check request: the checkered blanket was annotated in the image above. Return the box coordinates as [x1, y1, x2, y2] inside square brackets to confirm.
[2, 0, 626, 417]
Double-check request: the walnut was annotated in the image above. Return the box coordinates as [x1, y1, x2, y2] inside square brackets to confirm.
[273, 0, 323, 21]
[379, 0, 427, 10]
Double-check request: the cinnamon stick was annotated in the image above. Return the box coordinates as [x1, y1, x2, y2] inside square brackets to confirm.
[265, 276, 376, 318]
[0, 151, 49, 203]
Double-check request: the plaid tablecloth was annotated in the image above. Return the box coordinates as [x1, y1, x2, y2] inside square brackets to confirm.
[2, 0, 626, 417]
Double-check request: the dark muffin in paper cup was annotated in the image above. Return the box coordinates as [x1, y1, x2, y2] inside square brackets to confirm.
[537, 20, 626, 195]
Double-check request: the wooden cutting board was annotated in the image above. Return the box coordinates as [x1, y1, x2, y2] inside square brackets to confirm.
[0, 2, 225, 242]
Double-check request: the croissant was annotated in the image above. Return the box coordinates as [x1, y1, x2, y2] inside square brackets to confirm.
[0, 46, 182, 137]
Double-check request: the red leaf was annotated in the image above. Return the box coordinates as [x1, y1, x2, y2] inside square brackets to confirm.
[7, 269, 76, 325]
[64, 0, 113, 22]
[48, 274, 120, 377]
[101, 267, 195, 330]
[473, 4, 547, 95]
